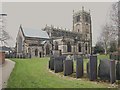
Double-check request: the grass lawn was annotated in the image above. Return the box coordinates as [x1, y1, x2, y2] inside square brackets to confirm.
[7, 55, 114, 88]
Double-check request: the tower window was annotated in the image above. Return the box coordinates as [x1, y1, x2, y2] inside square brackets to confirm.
[78, 29, 79, 32]
[76, 15, 80, 22]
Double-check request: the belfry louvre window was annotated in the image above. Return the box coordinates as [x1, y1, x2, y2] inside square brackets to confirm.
[76, 15, 80, 22]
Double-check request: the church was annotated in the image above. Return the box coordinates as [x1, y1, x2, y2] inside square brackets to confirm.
[16, 7, 92, 58]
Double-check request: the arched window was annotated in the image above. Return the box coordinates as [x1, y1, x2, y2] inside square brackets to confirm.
[35, 49, 38, 56]
[85, 44, 87, 51]
[67, 42, 71, 52]
[78, 43, 81, 52]
[18, 36, 22, 53]
[76, 24, 80, 33]
[54, 41, 58, 50]
[28, 48, 31, 54]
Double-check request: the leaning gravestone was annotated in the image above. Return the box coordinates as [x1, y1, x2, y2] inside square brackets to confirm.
[98, 59, 110, 81]
[49, 56, 55, 70]
[89, 55, 97, 81]
[116, 62, 120, 80]
[54, 56, 64, 73]
[63, 59, 73, 76]
[110, 60, 116, 84]
[76, 57, 83, 78]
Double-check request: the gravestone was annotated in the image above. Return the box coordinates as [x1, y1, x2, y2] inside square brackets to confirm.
[98, 59, 110, 80]
[110, 60, 116, 84]
[52, 50, 60, 57]
[76, 57, 83, 78]
[116, 62, 120, 80]
[54, 57, 64, 73]
[86, 62, 90, 77]
[49, 56, 55, 70]
[89, 55, 97, 81]
[63, 60, 73, 76]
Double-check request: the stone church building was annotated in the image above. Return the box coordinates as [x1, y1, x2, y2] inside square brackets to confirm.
[16, 7, 92, 58]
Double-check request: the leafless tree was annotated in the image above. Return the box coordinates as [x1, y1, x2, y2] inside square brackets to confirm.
[0, 29, 10, 46]
[100, 24, 111, 54]
[0, 14, 11, 46]
[99, 2, 119, 54]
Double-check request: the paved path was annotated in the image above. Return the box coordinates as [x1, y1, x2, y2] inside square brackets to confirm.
[0, 59, 15, 89]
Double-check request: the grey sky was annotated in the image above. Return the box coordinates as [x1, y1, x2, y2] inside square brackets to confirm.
[2, 2, 114, 47]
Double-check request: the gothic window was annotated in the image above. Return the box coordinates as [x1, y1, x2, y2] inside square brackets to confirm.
[85, 44, 87, 51]
[18, 36, 22, 53]
[85, 15, 89, 22]
[78, 43, 81, 52]
[67, 42, 71, 52]
[35, 49, 38, 56]
[76, 24, 80, 32]
[28, 48, 31, 53]
[76, 15, 80, 22]
[55, 41, 58, 50]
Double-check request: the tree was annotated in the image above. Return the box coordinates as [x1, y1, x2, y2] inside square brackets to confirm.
[0, 14, 10, 46]
[93, 41, 104, 54]
[109, 40, 117, 53]
[99, 2, 119, 54]
[100, 24, 111, 54]
[0, 30, 10, 46]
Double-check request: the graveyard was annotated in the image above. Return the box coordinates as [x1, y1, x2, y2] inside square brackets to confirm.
[6, 55, 119, 88]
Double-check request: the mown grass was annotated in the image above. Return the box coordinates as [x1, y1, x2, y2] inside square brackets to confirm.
[7, 55, 114, 88]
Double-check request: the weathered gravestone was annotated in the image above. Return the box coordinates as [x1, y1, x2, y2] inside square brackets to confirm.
[63, 60, 73, 76]
[98, 59, 110, 81]
[54, 55, 66, 73]
[49, 56, 55, 70]
[86, 62, 89, 77]
[52, 50, 60, 57]
[110, 60, 116, 84]
[76, 57, 83, 78]
[116, 62, 120, 80]
[89, 55, 97, 81]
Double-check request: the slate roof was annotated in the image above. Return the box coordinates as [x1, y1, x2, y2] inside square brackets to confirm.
[0, 46, 12, 52]
[22, 27, 50, 39]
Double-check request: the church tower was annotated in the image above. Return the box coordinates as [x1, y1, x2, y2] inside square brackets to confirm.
[73, 7, 92, 54]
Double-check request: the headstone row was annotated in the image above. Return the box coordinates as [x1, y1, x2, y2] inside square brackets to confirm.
[49, 55, 119, 84]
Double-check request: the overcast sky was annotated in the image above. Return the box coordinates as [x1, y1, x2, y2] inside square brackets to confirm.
[2, 2, 114, 47]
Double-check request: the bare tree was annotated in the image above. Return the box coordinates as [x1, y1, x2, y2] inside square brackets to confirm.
[0, 14, 10, 46]
[100, 24, 111, 54]
[0, 29, 10, 46]
[99, 2, 119, 54]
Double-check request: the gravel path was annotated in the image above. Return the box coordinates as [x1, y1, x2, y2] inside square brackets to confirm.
[0, 59, 15, 89]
